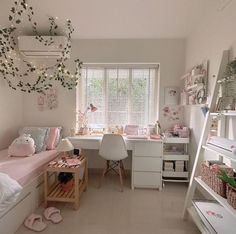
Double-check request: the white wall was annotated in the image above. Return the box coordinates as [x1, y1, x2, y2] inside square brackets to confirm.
[23, 39, 186, 135]
[22, 38, 186, 168]
[184, 1, 236, 168]
[0, 80, 23, 149]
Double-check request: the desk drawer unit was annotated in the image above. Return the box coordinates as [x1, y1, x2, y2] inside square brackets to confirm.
[133, 172, 161, 188]
[133, 157, 162, 172]
[132, 141, 163, 190]
[134, 142, 162, 157]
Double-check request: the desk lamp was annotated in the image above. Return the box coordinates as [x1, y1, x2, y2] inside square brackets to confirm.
[57, 138, 74, 157]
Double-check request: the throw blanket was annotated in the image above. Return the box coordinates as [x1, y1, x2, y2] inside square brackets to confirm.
[0, 173, 22, 213]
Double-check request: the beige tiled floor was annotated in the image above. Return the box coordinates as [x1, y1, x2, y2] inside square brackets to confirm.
[16, 173, 200, 234]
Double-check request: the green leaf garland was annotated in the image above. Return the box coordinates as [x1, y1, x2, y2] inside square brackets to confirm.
[0, 0, 83, 93]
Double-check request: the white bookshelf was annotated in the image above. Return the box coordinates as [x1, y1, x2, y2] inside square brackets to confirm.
[182, 51, 236, 234]
[162, 137, 189, 182]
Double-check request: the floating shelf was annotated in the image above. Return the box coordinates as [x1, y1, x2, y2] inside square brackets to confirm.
[195, 177, 236, 218]
[185, 84, 198, 91]
[180, 73, 191, 80]
[180, 73, 205, 80]
[202, 144, 236, 162]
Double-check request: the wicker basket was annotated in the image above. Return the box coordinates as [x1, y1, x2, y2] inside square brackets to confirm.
[227, 184, 236, 209]
[200, 161, 234, 198]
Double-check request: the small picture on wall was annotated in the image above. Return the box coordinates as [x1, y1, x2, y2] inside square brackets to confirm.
[164, 87, 179, 105]
[37, 88, 58, 111]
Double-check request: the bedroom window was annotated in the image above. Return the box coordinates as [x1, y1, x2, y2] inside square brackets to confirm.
[76, 64, 159, 127]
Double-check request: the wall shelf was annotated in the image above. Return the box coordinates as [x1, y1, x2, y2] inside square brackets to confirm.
[180, 61, 208, 105]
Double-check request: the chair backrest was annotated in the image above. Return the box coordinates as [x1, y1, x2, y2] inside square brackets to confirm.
[99, 134, 128, 161]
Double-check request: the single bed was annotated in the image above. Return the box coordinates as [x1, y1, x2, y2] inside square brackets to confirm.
[0, 149, 58, 234]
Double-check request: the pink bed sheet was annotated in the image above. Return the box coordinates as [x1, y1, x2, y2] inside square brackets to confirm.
[0, 149, 58, 186]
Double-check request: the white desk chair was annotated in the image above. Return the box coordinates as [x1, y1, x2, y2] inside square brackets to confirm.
[99, 134, 128, 191]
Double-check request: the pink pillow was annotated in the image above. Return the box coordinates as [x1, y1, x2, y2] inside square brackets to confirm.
[46, 128, 59, 150]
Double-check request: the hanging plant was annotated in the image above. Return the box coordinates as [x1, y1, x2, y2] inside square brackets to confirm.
[225, 58, 236, 78]
[0, 0, 83, 93]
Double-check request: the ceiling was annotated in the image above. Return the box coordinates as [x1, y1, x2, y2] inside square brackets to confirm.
[0, 0, 226, 39]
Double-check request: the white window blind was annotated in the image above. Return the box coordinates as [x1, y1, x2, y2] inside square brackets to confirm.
[77, 64, 159, 127]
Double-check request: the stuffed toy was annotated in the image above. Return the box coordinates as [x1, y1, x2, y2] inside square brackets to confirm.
[8, 134, 36, 157]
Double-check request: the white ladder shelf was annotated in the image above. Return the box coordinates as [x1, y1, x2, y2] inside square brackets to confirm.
[182, 50, 236, 233]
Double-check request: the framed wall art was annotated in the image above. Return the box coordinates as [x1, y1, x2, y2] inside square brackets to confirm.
[164, 87, 180, 105]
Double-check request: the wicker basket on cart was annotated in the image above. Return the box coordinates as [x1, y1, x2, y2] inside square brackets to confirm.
[200, 161, 234, 198]
[227, 184, 236, 209]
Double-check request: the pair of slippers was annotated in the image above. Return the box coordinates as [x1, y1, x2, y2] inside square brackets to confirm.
[24, 207, 63, 232]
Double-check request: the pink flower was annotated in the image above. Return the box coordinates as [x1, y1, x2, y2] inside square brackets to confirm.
[210, 164, 220, 173]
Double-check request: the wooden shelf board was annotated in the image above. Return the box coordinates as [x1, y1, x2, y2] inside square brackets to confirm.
[48, 182, 75, 200]
[163, 154, 189, 161]
[202, 144, 236, 162]
[195, 177, 236, 218]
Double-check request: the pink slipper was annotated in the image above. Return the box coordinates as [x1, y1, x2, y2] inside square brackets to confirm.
[44, 207, 63, 224]
[24, 214, 47, 232]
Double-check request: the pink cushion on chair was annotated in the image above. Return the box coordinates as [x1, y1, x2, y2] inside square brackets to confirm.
[46, 128, 59, 150]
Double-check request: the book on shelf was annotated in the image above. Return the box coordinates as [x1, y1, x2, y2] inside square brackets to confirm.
[193, 200, 236, 234]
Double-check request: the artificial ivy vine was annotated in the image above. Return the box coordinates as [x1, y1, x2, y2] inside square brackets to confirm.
[0, 0, 83, 93]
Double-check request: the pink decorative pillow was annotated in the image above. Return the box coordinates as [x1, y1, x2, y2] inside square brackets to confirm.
[46, 128, 59, 150]
[8, 134, 35, 157]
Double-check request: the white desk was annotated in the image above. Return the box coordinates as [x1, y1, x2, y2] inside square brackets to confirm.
[68, 135, 163, 190]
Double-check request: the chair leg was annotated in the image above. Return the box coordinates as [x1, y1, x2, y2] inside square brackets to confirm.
[120, 160, 127, 179]
[118, 160, 124, 192]
[98, 160, 109, 188]
[104, 160, 110, 176]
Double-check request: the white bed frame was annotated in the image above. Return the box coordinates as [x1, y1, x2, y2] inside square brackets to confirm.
[0, 172, 54, 234]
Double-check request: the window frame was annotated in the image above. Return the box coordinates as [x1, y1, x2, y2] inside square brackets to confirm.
[76, 63, 160, 126]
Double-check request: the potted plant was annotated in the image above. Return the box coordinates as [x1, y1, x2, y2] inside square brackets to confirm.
[224, 58, 236, 79]
[218, 170, 236, 209]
